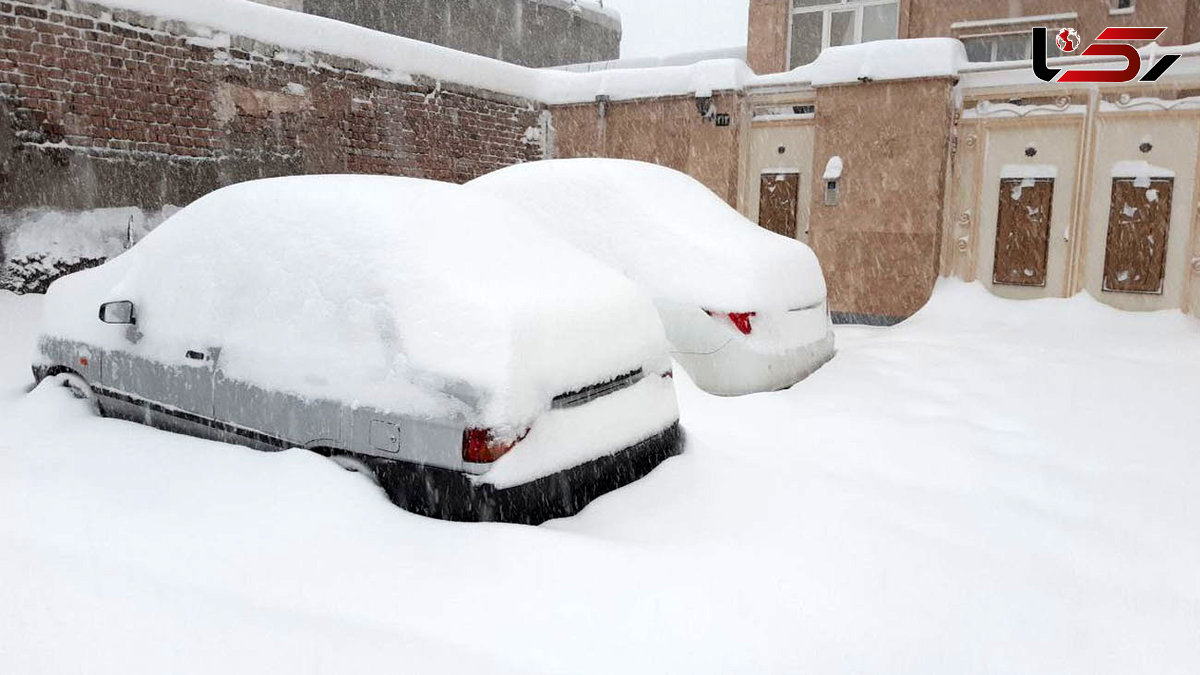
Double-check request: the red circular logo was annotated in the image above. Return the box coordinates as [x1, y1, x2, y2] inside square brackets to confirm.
[1056, 27, 1080, 53]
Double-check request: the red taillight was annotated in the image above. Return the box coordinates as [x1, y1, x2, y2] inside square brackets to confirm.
[462, 428, 526, 464]
[727, 312, 756, 335]
[704, 310, 757, 335]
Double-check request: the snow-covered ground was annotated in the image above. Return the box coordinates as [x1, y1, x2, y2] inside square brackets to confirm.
[2, 281, 1198, 674]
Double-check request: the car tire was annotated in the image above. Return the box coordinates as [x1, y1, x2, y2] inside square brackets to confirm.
[52, 372, 99, 413]
[329, 453, 380, 485]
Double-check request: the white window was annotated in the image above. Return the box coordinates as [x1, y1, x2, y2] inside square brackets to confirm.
[789, 0, 900, 69]
[961, 30, 1063, 63]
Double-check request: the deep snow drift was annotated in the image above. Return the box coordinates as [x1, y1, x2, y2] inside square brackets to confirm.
[2, 282, 1199, 674]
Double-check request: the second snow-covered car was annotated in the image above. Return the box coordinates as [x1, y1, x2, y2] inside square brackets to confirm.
[33, 175, 682, 524]
[469, 159, 835, 396]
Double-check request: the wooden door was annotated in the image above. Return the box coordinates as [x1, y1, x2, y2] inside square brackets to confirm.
[993, 178, 1054, 286]
[1103, 178, 1173, 294]
[758, 172, 800, 239]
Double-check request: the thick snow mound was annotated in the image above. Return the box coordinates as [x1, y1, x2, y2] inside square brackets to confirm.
[83, 0, 739, 105]
[469, 159, 826, 311]
[40, 176, 667, 428]
[758, 38, 968, 88]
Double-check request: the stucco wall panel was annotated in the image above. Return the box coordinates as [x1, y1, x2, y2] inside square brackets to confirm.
[748, 0, 789, 74]
[1081, 113, 1199, 311]
[809, 78, 955, 320]
[973, 120, 1084, 300]
[744, 122, 816, 242]
[549, 94, 744, 205]
[813, 230, 941, 319]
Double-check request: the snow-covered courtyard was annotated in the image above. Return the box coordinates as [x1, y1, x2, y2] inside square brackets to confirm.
[2, 282, 1198, 674]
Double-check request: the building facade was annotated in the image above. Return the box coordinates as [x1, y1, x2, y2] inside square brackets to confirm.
[549, 39, 1200, 323]
[749, 0, 1200, 74]
[254, 0, 621, 68]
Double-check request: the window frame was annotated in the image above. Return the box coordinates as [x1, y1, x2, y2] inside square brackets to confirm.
[1109, 0, 1135, 15]
[787, 0, 900, 69]
[959, 29, 1063, 63]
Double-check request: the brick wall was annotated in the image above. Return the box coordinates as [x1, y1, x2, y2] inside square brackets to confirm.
[0, 0, 545, 214]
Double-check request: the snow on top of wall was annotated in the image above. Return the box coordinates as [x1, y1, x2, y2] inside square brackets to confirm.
[92, 0, 548, 99]
[80, 0, 973, 105]
[1111, 161, 1175, 189]
[755, 38, 968, 89]
[78, 0, 736, 105]
[528, 0, 622, 30]
[549, 58, 755, 103]
[1111, 160, 1174, 178]
[822, 156, 843, 181]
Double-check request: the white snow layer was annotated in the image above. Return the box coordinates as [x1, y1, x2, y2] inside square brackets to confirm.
[823, 155, 844, 180]
[3, 281, 1200, 673]
[38, 176, 667, 429]
[757, 38, 968, 88]
[1111, 161, 1175, 188]
[468, 158, 827, 311]
[76, 1, 964, 105]
[2, 206, 178, 262]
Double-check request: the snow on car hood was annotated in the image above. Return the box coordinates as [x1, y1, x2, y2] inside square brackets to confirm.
[468, 158, 827, 312]
[40, 175, 668, 429]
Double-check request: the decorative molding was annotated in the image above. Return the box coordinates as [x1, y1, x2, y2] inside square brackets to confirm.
[965, 99, 1084, 119]
[1101, 95, 1200, 113]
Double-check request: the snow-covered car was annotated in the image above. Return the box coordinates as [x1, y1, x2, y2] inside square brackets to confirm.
[469, 159, 835, 396]
[32, 176, 682, 524]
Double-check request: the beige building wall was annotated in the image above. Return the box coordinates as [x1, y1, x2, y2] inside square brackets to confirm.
[809, 77, 956, 321]
[747, 0, 1197, 76]
[944, 94, 1200, 316]
[951, 115, 1085, 300]
[748, 0, 790, 76]
[741, 118, 817, 242]
[1080, 112, 1200, 311]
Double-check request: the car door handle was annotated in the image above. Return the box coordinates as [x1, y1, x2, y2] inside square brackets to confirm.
[185, 350, 207, 361]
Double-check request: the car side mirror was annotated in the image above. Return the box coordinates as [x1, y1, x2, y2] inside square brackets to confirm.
[98, 301, 136, 325]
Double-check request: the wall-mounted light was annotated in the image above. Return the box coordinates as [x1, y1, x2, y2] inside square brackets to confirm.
[696, 96, 713, 119]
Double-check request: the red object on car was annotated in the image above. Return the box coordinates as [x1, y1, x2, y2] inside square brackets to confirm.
[705, 310, 757, 335]
[462, 428, 527, 463]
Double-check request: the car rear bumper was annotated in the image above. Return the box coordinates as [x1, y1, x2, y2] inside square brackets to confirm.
[373, 421, 683, 525]
[674, 329, 836, 396]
